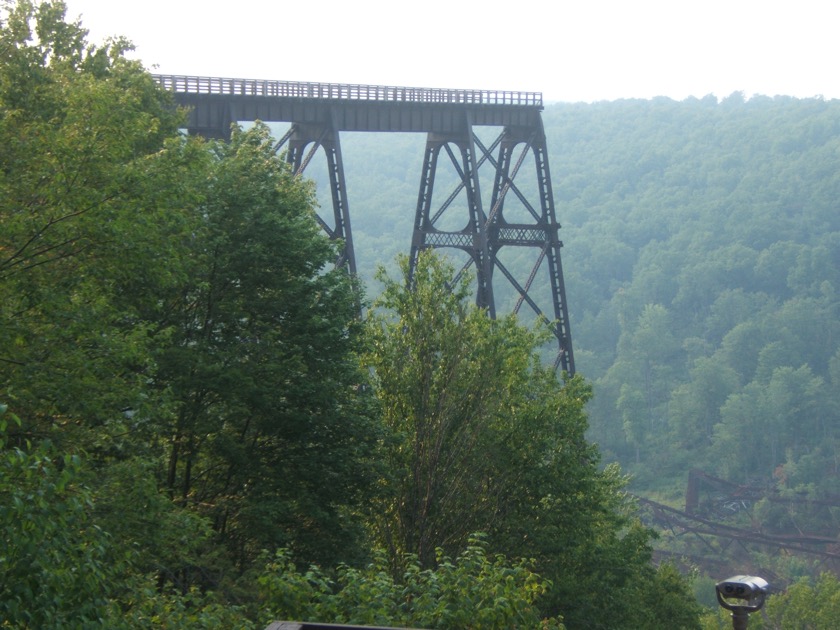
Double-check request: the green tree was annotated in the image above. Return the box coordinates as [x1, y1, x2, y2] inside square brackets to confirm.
[363, 251, 701, 629]
[633, 563, 705, 630]
[712, 365, 826, 480]
[669, 356, 739, 450]
[757, 572, 840, 629]
[0, 0, 239, 599]
[0, 0, 195, 446]
[600, 303, 682, 465]
[363, 250, 561, 566]
[0, 407, 255, 629]
[155, 123, 380, 574]
[1, 0, 380, 610]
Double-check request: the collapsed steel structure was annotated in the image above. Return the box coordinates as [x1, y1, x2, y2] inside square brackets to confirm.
[636, 470, 840, 585]
[155, 75, 573, 373]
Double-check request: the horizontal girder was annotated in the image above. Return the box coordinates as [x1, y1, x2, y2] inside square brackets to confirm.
[155, 75, 543, 138]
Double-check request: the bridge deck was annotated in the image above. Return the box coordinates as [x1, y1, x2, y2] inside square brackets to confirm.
[153, 75, 544, 135]
[154, 75, 542, 107]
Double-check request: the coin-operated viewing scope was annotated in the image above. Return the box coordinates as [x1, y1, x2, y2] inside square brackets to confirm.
[716, 575, 769, 630]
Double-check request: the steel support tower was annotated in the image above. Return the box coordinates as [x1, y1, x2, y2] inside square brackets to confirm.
[155, 75, 574, 374]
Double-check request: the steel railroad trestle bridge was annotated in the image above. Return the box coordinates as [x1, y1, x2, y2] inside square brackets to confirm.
[154, 75, 574, 374]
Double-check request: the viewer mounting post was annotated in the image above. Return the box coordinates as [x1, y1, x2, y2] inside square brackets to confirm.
[155, 75, 574, 374]
[716, 575, 769, 629]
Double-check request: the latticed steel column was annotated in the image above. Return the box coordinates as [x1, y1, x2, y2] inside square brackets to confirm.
[274, 113, 356, 275]
[409, 119, 495, 315]
[485, 121, 574, 374]
[410, 119, 574, 374]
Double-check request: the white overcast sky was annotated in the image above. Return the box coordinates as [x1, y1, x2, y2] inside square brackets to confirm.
[63, 0, 837, 103]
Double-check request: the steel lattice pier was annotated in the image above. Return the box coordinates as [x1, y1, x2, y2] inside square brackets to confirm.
[155, 75, 574, 373]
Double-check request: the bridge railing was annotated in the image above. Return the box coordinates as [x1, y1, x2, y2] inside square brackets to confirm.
[153, 75, 542, 107]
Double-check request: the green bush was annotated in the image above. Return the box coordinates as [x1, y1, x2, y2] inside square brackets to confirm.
[258, 534, 564, 629]
[0, 410, 118, 628]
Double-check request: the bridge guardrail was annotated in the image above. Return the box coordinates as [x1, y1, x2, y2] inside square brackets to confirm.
[153, 75, 542, 107]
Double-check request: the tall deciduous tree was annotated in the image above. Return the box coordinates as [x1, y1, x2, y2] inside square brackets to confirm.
[0, 0, 381, 603]
[363, 251, 700, 628]
[0, 0, 193, 445]
[156, 123, 380, 572]
[363, 250, 551, 565]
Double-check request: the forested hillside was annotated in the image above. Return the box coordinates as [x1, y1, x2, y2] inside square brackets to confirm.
[549, 94, 840, 477]
[548, 95, 840, 591]
[332, 93, 840, 590]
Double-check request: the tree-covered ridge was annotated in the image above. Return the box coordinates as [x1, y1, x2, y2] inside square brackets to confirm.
[542, 95, 840, 587]
[547, 95, 840, 484]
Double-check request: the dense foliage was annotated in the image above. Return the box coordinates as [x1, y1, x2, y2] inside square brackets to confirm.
[1, 1, 376, 624]
[549, 96, 840, 487]
[363, 252, 702, 628]
[543, 96, 840, 592]
[153, 124, 380, 573]
[258, 535, 563, 629]
[0, 411, 116, 627]
[0, 0, 696, 628]
[756, 572, 840, 629]
[22, 0, 840, 626]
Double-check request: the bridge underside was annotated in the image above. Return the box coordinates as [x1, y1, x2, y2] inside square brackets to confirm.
[160, 77, 574, 374]
[176, 92, 543, 136]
